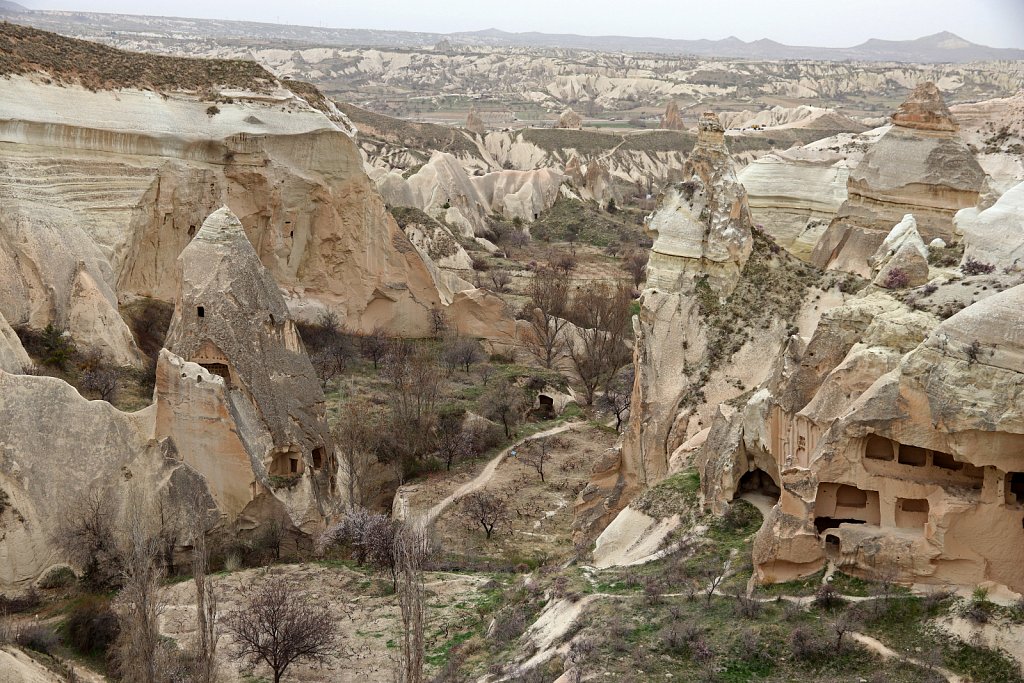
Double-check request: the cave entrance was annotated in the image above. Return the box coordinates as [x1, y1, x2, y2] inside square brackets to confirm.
[824, 533, 841, 559]
[814, 517, 866, 534]
[537, 394, 555, 418]
[312, 446, 325, 470]
[737, 468, 780, 502]
[1006, 473, 1024, 506]
[199, 362, 231, 386]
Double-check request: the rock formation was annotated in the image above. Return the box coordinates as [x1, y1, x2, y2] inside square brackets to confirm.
[957, 180, 1024, 272]
[556, 107, 583, 129]
[0, 207, 339, 588]
[660, 100, 686, 130]
[869, 215, 931, 289]
[159, 207, 337, 530]
[576, 112, 755, 537]
[698, 272, 1024, 592]
[811, 83, 986, 276]
[0, 312, 29, 373]
[645, 112, 754, 293]
[0, 25, 447, 338]
[465, 106, 485, 135]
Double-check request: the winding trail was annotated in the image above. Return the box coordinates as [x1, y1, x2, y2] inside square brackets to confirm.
[418, 422, 578, 528]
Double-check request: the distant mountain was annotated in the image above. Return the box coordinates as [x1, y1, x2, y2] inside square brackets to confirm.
[449, 28, 1024, 62]
[0, 7, 1020, 63]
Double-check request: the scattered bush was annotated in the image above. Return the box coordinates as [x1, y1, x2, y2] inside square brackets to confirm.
[15, 623, 59, 654]
[63, 595, 120, 658]
[206, 105, 220, 116]
[36, 565, 77, 590]
[882, 267, 910, 289]
[813, 583, 844, 610]
[961, 257, 995, 276]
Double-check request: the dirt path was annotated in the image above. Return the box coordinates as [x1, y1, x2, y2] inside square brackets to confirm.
[850, 632, 964, 683]
[418, 422, 578, 528]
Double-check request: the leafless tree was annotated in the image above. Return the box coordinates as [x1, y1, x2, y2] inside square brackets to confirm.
[429, 308, 449, 339]
[333, 400, 381, 507]
[489, 269, 512, 293]
[187, 493, 218, 683]
[382, 342, 441, 469]
[435, 413, 472, 471]
[394, 525, 430, 683]
[112, 487, 166, 683]
[601, 365, 635, 432]
[695, 556, 728, 607]
[52, 485, 120, 590]
[457, 490, 510, 540]
[567, 281, 632, 404]
[444, 336, 483, 373]
[553, 251, 577, 276]
[523, 266, 570, 369]
[622, 250, 649, 289]
[480, 379, 524, 439]
[500, 229, 530, 258]
[520, 437, 555, 483]
[358, 326, 390, 370]
[223, 575, 337, 683]
[81, 366, 120, 402]
[470, 256, 490, 287]
[310, 346, 347, 391]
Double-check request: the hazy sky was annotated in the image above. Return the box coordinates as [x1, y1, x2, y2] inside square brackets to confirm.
[22, 0, 1024, 48]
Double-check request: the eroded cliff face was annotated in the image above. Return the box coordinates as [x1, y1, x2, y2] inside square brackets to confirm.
[699, 275, 1024, 592]
[575, 113, 758, 538]
[0, 71, 444, 342]
[161, 207, 338, 532]
[812, 82, 986, 276]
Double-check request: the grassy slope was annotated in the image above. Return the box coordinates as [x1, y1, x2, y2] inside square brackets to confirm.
[0, 21, 273, 92]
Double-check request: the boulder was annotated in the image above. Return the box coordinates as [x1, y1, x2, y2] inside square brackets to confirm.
[957, 180, 1024, 272]
[0, 311, 29, 373]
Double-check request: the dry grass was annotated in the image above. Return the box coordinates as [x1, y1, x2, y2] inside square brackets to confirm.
[0, 21, 274, 93]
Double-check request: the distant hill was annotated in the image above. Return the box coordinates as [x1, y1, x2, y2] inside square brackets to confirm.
[450, 28, 1024, 62]
[0, 7, 1020, 64]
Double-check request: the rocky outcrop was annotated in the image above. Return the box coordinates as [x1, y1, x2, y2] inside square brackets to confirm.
[0, 46, 446, 337]
[812, 83, 986, 276]
[373, 152, 563, 235]
[870, 215, 931, 288]
[556, 108, 583, 129]
[576, 112, 756, 538]
[646, 112, 754, 293]
[957, 181, 1024, 272]
[160, 207, 338, 531]
[660, 100, 686, 131]
[465, 106, 485, 135]
[700, 277, 1024, 593]
[0, 312, 29, 373]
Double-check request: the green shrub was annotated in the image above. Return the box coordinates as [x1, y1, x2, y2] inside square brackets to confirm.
[36, 565, 76, 590]
[63, 595, 119, 658]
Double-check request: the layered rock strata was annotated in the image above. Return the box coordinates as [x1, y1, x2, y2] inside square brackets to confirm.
[811, 83, 986, 276]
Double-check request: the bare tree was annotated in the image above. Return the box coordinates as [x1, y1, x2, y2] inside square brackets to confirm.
[358, 327, 390, 370]
[444, 336, 483, 373]
[52, 485, 120, 590]
[567, 281, 632, 404]
[601, 365, 635, 432]
[81, 366, 120, 402]
[622, 250, 649, 289]
[394, 525, 430, 683]
[310, 346, 347, 391]
[520, 437, 555, 483]
[695, 556, 728, 607]
[480, 379, 524, 439]
[187, 493, 218, 683]
[224, 575, 337, 683]
[523, 266, 570, 369]
[553, 252, 577, 276]
[333, 400, 381, 507]
[457, 490, 510, 540]
[429, 308, 449, 339]
[319, 507, 400, 589]
[435, 412, 472, 471]
[113, 487, 166, 683]
[489, 269, 512, 293]
[382, 341, 441, 470]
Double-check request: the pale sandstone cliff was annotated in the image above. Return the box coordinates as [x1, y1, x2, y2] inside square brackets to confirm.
[0, 63, 444, 338]
[812, 83, 986, 276]
[161, 207, 338, 532]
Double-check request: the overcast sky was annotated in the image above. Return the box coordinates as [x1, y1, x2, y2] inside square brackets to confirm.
[22, 0, 1024, 48]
